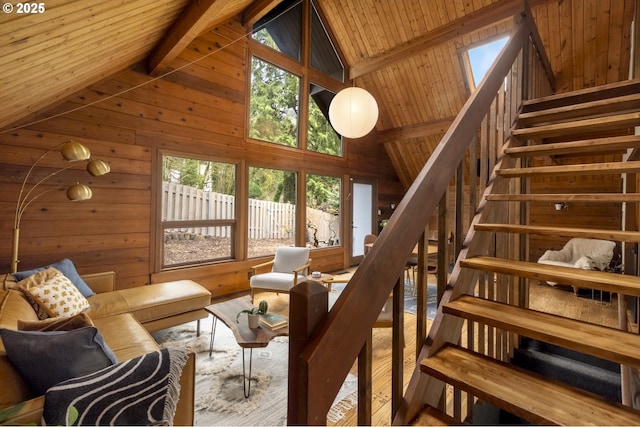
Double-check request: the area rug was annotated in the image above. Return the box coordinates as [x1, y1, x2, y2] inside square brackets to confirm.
[330, 280, 438, 319]
[152, 320, 357, 426]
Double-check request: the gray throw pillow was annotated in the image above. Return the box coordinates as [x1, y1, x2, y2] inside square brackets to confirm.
[0, 327, 117, 395]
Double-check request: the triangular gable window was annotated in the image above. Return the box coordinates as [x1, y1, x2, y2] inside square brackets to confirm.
[464, 36, 509, 90]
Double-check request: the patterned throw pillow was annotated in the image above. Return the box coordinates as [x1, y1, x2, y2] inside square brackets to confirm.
[17, 267, 90, 319]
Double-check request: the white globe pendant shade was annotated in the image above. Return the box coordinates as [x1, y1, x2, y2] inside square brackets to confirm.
[329, 87, 379, 138]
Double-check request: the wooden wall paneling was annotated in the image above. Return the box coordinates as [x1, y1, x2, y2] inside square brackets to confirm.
[65, 86, 242, 139]
[594, 1, 611, 86]
[24, 117, 137, 146]
[114, 64, 244, 112]
[105, 73, 245, 127]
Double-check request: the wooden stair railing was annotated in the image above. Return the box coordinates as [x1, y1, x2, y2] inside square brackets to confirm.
[287, 2, 554, 424]
[412, 74, 640, 425]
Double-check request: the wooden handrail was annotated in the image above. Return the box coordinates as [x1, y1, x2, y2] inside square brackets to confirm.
[288, 5, 552, 425]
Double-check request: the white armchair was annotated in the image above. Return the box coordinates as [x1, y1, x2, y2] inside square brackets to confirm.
[537, 238, 616, 290]
[249, 246, 311, 302]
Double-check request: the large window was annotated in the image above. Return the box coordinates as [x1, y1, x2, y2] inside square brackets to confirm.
[306, 174, 341, 248]
[161, 155, 236, 268]
[308, 83, 341, 156]
[248, 166, 297, 257]
[250, 0, 344, 155]
[249, 57, 300, 147]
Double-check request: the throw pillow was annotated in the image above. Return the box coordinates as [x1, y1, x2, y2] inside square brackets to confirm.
[43, 348, 188, 426]
[17, 268, 90, 319]
[0, 327, 117, 396]
[18, 312, 94, 331]
[12, 258, 95, 297]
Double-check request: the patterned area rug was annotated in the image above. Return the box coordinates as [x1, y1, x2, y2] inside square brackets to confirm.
[153, 320, 357, 426]
[330, 280, 438, 319]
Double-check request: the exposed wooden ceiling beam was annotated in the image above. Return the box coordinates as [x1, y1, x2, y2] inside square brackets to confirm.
[242, 0, 282, 28]
[148, 0, 250, 76]
[349, 0, 522, 79]
[377, 117, 455, 143]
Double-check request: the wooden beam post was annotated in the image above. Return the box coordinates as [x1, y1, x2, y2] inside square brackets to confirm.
[288, 280, 329, 425]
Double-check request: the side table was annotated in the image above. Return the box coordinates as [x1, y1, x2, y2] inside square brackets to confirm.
[306, 273, 334, 290]
[205, 296, 288, 397]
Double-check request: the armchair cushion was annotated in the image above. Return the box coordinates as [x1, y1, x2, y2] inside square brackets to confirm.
[251, 272, 303, 292]
[272, 246, 310, 273]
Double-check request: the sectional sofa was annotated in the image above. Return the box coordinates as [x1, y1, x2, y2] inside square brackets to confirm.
[0, 262, 211, 425]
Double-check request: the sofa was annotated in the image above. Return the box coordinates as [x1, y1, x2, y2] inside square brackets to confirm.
[0, 263, 211, 425]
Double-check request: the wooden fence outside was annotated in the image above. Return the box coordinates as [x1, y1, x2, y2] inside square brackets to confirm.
[163, 182, 339, 245]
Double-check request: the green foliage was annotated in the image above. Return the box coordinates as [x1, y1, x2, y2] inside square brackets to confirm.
[163, 156, 235, 195]
[249, 57, 299, 147]
[250, 167, 296, 203]
[307, 95, 341, 156]
[306, 174, 340, 213]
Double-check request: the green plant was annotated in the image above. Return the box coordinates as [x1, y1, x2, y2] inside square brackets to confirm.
[236, 300, 268, 322]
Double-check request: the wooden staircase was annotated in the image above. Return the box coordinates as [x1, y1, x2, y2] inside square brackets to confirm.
[417, 79, 640, 425]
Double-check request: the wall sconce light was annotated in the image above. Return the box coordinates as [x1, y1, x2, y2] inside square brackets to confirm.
[390, 202, 396, 210]
[11, 140, 111, 273]
[554, 202, 568, 211]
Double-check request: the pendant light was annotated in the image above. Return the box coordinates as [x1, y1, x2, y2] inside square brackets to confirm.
[329, 87, 379, 138]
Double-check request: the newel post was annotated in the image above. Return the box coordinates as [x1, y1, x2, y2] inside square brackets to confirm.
[287, 280, 329, 425]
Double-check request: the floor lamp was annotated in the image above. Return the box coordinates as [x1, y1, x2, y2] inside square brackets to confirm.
[11, 140, 111, 273]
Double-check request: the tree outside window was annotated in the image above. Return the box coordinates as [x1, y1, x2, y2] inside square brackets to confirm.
[306, 174, 341, 248]
[248, 166, 297, 257]
[249, 57, 300, 147]
[308, 84, 341, 156]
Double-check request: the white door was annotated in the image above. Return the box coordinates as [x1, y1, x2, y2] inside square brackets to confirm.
[350, 180, 374, 264]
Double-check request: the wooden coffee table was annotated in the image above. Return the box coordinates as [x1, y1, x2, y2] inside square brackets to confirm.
[205, 296, 288, 397]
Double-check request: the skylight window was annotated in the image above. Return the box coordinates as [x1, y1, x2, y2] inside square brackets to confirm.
[465, 36, 509, 89]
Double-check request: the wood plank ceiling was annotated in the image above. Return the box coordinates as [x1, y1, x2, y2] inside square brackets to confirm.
[0, 0, 635, 189]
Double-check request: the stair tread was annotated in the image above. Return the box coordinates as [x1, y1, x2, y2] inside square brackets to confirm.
[486, 193, 640, 202]
[444, 295, 640, 368]
[461, 256, 640, 296]
[522, 79, 640, 112]
[421, 344, 640, 426]
[511, 112, 640, 140]
[504, 135, 640, 157]
[496, 160, 640, 177]
[474, 223, 640, 242]
[518, 93, 640, 126]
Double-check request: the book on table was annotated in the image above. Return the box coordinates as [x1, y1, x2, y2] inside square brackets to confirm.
[260, 312, 288, 329]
